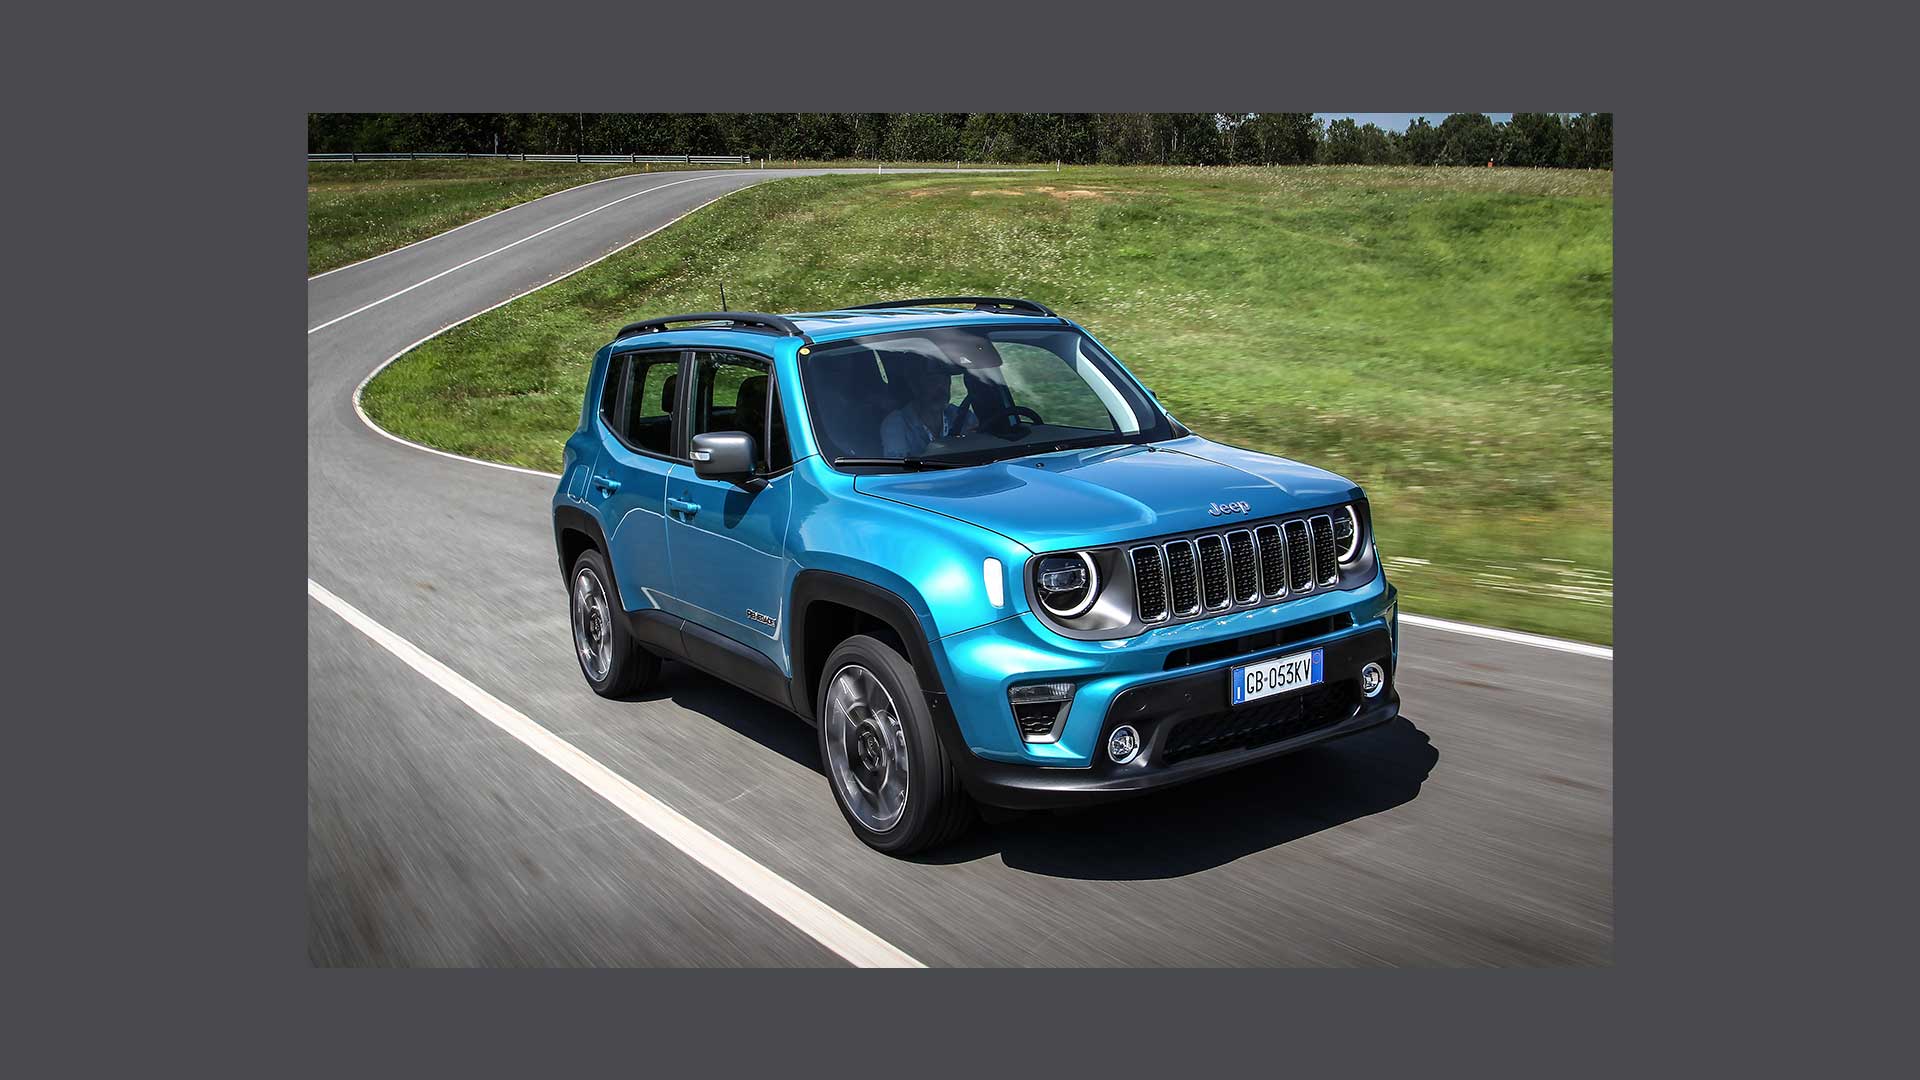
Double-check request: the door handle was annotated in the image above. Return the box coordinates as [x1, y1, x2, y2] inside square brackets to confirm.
[591, 474, 621, 493]
[667, 496, 702, 516]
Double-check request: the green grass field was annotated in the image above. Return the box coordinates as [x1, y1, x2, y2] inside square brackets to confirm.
[355, 166, 1613, 643]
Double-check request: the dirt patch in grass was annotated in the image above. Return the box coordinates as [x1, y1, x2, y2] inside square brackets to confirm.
[968, 185, 1128, 201]
[1033, 185, 1119, 200]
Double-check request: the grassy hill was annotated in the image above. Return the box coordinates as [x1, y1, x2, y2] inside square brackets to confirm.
[356, 166, 1613, 643]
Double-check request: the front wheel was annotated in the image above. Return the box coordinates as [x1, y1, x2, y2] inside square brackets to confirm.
[817, 635, 973, 855]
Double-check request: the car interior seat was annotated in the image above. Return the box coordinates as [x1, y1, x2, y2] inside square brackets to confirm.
[734, 373, 768, 443]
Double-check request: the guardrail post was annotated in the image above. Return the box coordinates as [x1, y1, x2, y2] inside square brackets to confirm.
[409, 151, 416, 160]
[351, 152, 357, 163]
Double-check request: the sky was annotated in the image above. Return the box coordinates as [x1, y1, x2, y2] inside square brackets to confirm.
[1314, 113, 1513, 132]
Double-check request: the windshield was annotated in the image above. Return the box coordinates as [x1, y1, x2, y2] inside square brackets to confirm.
[799, 326, 1175, 468]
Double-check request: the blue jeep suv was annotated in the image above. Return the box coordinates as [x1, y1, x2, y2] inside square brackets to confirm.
[552, 298, 1400, 853]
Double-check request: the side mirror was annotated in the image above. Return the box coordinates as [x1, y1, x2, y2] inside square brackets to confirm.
[690, 431, 759, 485]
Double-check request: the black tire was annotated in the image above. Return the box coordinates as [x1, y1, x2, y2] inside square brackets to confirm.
[816, 635, 974, 855]
[568, 549, 661, 698]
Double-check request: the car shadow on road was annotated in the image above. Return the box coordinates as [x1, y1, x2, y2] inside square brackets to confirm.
[649, 661, 1437, 882]
[637, 661, 826, 773]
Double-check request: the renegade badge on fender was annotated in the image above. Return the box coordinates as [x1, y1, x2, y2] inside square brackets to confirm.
[553, 298, 1400, 854]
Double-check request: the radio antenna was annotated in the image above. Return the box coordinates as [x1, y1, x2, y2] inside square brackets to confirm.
[719, 282, 728, 311]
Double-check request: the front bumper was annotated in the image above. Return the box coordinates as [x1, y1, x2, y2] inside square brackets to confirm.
[924, 575, 1399, 808]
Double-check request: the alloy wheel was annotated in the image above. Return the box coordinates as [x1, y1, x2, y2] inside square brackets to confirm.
[822, 664, 911, 832]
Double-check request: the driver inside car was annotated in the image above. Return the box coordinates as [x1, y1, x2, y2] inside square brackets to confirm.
[880, 366, 977, 458]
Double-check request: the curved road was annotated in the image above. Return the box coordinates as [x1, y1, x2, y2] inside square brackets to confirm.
[307, 169, 1613, 966]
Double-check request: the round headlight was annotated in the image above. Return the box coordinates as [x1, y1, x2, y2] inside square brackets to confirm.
[1035, 551, 1099, 618]
[1336, 504, 1362, 563]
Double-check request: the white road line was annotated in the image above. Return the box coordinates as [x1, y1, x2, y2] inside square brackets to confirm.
[307, 578, 924, 969]
[1400, 613, 1612, 659]
[307, 174, 726, 334]
[307, 170, 661, 282]
[348, 183, 765, 481]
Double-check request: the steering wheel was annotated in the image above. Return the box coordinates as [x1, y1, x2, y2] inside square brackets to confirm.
[979, 404, 1045, 438]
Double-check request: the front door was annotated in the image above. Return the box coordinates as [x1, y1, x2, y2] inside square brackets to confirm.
[591, 348, 684, 615]
[665, 350, 794, 662]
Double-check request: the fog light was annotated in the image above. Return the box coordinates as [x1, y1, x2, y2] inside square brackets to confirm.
[1361, 662, 1386, 698]
[1107, 724, 1141, 764]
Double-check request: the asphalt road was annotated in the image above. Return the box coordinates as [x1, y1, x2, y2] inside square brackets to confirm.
[307, 169, 1613, 966]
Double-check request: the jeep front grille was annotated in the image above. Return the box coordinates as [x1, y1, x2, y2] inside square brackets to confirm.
[1125, 510, 1350, 627]
[1283, 519, 1313, 592]
[1309, 513, 1339, 586]
[1196, 535, 1231, 610]
[1131, 546, 1169, 623]
[1165, 540, 1200, 616]
[1226, 530, 1259, 604]
[1255, 524, 1286, 599]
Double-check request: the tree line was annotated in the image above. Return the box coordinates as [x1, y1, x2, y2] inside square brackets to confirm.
[309, 113, 1612, 169]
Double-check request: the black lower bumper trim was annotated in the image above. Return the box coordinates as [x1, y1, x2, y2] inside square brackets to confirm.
[952, 627, 1397, 810]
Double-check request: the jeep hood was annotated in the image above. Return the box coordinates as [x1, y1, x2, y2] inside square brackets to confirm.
[852, 436, 1361, 553]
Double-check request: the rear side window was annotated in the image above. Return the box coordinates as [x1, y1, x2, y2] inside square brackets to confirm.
[601, 351, 681, 456]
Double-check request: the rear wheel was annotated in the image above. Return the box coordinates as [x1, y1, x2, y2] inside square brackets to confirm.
[570, 549, 660, 697]
[817, 635, 973, 855]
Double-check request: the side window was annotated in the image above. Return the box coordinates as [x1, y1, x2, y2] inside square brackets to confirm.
[691, 352, 786, 472]
[601, 351, 680, 455]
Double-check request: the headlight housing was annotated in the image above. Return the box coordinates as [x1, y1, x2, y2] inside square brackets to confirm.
[1335, 504, 1363, 563]
[1034, 552, 1098, 618]
[1025, 548, 1130, 634]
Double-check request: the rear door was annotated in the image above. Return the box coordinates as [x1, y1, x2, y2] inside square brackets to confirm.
[591, 348, 686, 615]
[665, 350, 794, 658]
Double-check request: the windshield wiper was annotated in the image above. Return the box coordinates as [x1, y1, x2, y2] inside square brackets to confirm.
[980, 436, 1140, 464]
[831, 456, 969, 471]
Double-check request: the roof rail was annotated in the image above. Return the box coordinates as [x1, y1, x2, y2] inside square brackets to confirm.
[842, 296, 1059, 318]
[614, 312, 806, 341]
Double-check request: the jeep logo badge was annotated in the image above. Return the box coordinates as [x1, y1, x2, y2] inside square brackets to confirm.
[1208, 501, 1252, 516]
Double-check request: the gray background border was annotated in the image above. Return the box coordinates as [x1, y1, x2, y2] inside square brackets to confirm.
[14, 0, 1906, 1071]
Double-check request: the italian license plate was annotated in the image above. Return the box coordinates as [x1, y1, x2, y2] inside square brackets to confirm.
[1230, 648, 1324, 705]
